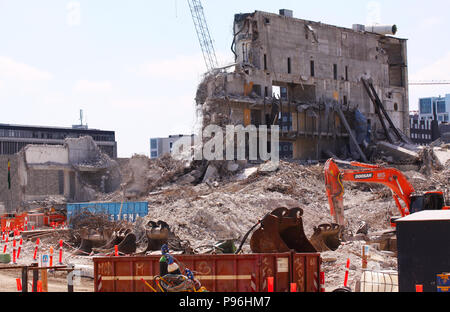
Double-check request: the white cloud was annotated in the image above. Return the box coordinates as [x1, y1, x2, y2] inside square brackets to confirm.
[73, 80, 113, 93]
[0, 56, 53, 81]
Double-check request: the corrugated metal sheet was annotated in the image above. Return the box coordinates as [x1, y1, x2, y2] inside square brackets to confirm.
[67, 202, 148, 225]
[93, 252, 321, 292]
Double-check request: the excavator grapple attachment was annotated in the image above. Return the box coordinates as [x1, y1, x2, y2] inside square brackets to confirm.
[250, 207, 317, 253]
[309, 223, 342, 252]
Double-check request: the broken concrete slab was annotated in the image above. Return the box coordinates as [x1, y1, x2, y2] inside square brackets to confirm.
[236, 167, 258, 181]
[377, 141, 419, 162]
[433, 147, 450, 167]
[202, 164, 219, 183]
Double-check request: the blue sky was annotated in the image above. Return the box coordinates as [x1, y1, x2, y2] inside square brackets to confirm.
[1, 0, 449, 157]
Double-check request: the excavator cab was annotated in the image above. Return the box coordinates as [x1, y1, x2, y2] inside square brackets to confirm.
[410, 192, 446, 214]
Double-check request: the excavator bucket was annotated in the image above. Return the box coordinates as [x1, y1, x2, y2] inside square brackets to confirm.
[145, 220, 170, 252]
[250, 207, 317, 253]
[309, 223, 342, 252]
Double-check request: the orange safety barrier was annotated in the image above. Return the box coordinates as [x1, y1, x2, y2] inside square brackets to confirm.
[1, 213, 28, 232]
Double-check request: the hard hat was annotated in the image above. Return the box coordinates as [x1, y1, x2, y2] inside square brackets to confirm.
[161, 244, 169, 255]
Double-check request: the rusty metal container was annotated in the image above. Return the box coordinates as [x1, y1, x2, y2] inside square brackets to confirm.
[93, 252, 321, 292]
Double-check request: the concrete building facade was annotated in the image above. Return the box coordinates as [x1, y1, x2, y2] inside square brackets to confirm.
[198, 10, 410, 161]
[150, 134, 196, 159]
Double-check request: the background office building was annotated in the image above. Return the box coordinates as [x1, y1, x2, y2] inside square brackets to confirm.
[150, 134, 196, 159]
[0, 123, 117, 158]
[418, 94, 450, 123]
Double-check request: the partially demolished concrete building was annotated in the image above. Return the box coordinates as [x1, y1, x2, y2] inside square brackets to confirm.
[0, 136, 121, 212]
[197, 10, 409, 160]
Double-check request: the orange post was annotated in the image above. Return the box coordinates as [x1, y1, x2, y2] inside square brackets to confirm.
[320, 272, 326, 292]
[3, 234, 8, 253]
[290, 283, 297, 292]
[12, 239, 16, 264]
[344, 258, 350, 287]
[16, 278, 22, 292]
[49, 246, 54, 267]
[17, 238, 23, 259]
[416, 285, 423, 292]
[33, 238, 40, 262]
[114, 245, 119, 257]
[58, 240, 63, 264]
[267, 277, 274, 292]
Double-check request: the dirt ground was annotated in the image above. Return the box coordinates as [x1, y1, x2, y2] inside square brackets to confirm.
[0, 269, 93, 292]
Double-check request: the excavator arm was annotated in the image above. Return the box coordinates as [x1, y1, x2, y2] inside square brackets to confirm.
[324, 158, 416, 227]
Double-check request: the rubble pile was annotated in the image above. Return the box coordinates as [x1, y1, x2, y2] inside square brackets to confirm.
[95, 150, 448, 290]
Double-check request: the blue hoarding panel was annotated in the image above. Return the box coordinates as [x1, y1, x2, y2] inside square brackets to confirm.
[67, 202, 149, 225]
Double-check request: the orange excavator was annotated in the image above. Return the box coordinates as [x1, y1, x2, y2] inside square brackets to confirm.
[324, 158, 450, 229]
[245, 158, 448, 254]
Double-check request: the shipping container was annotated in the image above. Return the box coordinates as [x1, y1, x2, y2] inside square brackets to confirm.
[67, 202, 149, 225]
[93, 252, 321, 292]
[396, 210, 450, 292]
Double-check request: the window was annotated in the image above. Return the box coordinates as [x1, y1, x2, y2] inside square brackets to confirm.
[287, 58, 291, 74]
[310, 60, 315, 77]
[150, 139, 158, 149]
[345, 66, 349, 81]
[444, 114, 449, 122]
[264, 54, 267, 70]
[437, 101, 446, 114]
[264, 87, 268, 97]
[420, 98, 432, 114]
[333, 64, 338, 80]
[151, 151, 158, 158]
[280, 87, 288, 100]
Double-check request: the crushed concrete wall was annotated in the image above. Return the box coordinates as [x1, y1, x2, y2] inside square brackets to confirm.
[0, 136, 122, 209]
[24, 145, 69, 166]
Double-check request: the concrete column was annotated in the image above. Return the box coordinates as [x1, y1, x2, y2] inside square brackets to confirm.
[63, 170, 71, 198]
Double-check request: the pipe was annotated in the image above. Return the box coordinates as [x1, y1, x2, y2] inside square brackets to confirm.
[365, 25, 397, 35]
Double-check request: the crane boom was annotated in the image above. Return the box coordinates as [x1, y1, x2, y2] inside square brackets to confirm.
[409, 81, 450, 85]
[187, 0, 218, 72]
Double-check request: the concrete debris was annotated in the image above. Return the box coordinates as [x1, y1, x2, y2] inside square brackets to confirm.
[376, 141, 419, 163]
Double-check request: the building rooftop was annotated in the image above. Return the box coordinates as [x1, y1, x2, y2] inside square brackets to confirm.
[397, 210, 450, 222]
[244, 10, 407, 41]
[0, 123, 115, 134]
